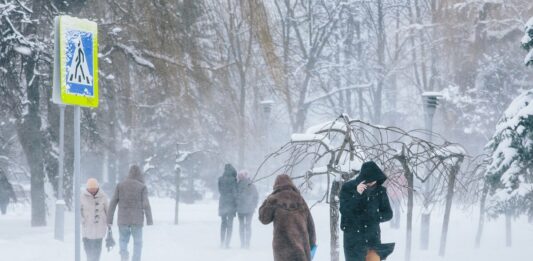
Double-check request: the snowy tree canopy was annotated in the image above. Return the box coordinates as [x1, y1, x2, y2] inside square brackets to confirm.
[485, 90, 533, 217]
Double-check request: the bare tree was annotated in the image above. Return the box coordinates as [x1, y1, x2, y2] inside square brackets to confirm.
[254, 114, 466, 261]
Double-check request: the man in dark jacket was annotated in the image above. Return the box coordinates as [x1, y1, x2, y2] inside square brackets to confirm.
[236, 170, 259, 248]
[107, 165, 153, 261]
[218, 164, 238, 248]
[340, 161, 394, 261]
[259, 174, 316, 261]
[0, 170, 17, 215]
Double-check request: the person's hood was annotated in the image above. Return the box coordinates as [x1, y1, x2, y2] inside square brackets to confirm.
[355, 161, 387, 186]
[273, 174, 299, 193]
[223, 164, 237, 178]
[128, 169, 145, 183]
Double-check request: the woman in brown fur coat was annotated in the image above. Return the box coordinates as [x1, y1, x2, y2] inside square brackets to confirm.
[259, 174, 317, 261]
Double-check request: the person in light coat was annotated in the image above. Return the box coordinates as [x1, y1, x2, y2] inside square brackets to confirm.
[81, 178, 109, 261]
[236, 170, 259, 248]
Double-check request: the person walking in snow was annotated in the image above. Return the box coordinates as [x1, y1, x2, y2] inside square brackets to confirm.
[107, 165, 153, 261]
[218, 163, 238, 248]
[0, 169, 17, 215]
[236, 170, 259, 249]
[340, 161, 395, 261]
[81, 178, 109, 261]
[259, 174, 317, 261]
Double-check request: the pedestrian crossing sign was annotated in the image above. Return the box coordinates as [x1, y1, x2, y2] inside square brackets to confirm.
[53, 16, 98, 107]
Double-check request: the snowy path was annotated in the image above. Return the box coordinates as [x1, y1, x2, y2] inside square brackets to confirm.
[1, 198, 531, 261]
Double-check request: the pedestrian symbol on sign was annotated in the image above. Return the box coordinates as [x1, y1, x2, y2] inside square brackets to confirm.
[67, 37, 92, 86]
[65, 30, 94, 97]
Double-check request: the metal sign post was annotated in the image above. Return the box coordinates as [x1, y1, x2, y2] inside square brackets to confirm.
[53, 15, 98, 261]
[74, 106, 81, 260]
[54, 104, 66, 241]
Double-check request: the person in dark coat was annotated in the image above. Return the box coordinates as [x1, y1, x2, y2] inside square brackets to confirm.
[0, 169, 17, 215]
[340, 161, 394, 261]
[107, 165, 153, 261]
[259, 174, 316, 261]
[236, 170, 259, 248]
[218, 163, 238, 248]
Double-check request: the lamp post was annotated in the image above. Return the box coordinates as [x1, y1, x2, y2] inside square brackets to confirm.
[420, 92, 442, 250]
[260, 99, 274, 146]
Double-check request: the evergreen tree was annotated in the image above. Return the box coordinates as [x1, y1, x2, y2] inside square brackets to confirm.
[485, 17, 533, 218]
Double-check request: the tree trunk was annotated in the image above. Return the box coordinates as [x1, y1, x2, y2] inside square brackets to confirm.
[475, 181, 489, 248]
[396, 154, 413, 261]
[439, 157, 463, 256]
[373, 0, 385, 124]
[17, 0, 46, 226]
[330, 179, 343, 261]
[238, 71, 246, 169]
[420, 212, 430, 250]
[175, 167, 181, 225]
[505, 212, 512, 247]
[17, 117, 46, 226]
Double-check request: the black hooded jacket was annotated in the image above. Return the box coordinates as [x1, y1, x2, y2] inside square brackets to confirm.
[218, 164, 238, 216]
[340, 161, 394, 260]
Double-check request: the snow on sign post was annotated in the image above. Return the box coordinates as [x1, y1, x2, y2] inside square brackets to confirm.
[52, 15, 98, 261]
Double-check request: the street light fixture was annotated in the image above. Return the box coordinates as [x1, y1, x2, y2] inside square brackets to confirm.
[422, 92, 442, 142]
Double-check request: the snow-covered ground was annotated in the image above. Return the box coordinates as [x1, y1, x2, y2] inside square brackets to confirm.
[1, 198, 531, 261]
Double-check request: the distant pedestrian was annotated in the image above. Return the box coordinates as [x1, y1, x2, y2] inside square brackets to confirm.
[218, 164, 238, 248]
[236, 170, 259, 248]
[0, 169, 16, 215]
[340, 161, 395, 261]
[81, 178, 109, 261]
[259, 174, 317, 261]
[107, 165, 153, 261]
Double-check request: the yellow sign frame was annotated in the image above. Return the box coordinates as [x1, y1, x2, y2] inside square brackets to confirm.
[56, 16, 99, 108]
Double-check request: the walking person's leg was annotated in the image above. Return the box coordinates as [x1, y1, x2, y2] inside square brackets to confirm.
[83, 238, 92, 261]
[131, 225, 143, 261]
[225, 215, 234, 248]
[245, 214, 253, 248]
[119, 226, 132, 261]
[238, 214, 245, 248]
[84, 238, 99, 261]
[94, 238, 103, 261]
[220, 215, 228, 248]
